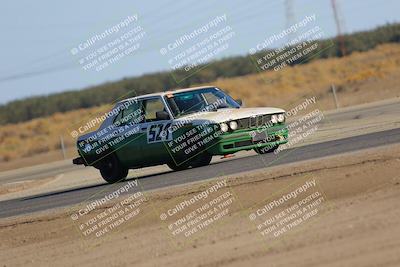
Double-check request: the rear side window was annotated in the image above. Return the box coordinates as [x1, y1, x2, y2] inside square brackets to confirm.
[113, 101, 145, 126]
[113, 110, 124, 126]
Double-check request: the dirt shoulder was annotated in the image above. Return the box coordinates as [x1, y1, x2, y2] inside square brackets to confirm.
[1, 144, 399, 267]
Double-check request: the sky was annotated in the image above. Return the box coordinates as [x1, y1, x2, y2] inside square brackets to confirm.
[0, 0, 399, 104]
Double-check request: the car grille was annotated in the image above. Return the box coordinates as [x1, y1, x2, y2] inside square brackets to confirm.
[234, 140, 253, 147]
[234, 135, 279, 148]
[236, 114, 272, 129]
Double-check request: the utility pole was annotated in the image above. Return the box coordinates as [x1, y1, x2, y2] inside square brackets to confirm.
[331, 0, 346, 56]
[285, 0, 295, 43]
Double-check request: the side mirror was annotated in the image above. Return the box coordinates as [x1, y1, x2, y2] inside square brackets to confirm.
[235, 99, 243, 106]
[156, 110, 170, 120]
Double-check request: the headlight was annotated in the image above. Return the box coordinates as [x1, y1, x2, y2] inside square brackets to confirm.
[229, 121, 238, 130]
[277, 113, 285, 123]
[220, 123, 229, 132]
[271, 114, 278, 124]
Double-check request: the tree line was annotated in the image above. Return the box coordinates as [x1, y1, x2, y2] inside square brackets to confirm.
[1, 23, 399, 125]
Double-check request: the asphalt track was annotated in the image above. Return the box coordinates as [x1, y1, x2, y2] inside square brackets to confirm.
[0, 127, 399, 219]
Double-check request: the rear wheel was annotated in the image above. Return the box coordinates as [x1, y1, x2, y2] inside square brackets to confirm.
[254, 145, 279, 154]
[99, 154, 128, 183]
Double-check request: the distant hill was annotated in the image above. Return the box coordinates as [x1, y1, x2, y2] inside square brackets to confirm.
[1, 42, 399, 165]
[0, 23, 400, 125]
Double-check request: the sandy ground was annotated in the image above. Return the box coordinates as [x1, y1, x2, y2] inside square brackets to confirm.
[0, 143, 399, 267]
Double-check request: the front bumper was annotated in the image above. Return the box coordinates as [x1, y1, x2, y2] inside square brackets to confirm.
[207, 125, 288, 155]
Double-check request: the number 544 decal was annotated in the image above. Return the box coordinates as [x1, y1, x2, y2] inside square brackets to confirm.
[147, 123, 173, 143]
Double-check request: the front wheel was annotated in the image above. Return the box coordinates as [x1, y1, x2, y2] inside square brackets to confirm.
[99, 154, 129, 183]
[254, 145, 279, 154]
[167, 152, 212, 171]
[190, 152, 212, 167]
[167, 160, 190, 171]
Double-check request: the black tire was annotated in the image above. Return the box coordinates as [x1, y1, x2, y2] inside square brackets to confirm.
[99, 154, 129, 183]
[254, 145, 279, 154]
[190, 152, 213, 167]
[167, 160, 190, 171]
[167, 152, 212, 171]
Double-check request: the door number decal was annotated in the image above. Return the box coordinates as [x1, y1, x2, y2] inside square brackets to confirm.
[147, 123, 172, 143]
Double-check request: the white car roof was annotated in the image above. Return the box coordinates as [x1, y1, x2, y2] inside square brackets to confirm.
[118, 85, 217, 104]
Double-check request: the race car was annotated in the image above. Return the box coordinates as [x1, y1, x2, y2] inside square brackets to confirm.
[73, 86, 288, 183]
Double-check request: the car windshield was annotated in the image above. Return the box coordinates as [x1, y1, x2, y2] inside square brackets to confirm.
[165, 87, 240, 118]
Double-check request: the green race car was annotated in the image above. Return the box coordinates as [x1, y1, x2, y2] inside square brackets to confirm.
[73, 86, 288, 183]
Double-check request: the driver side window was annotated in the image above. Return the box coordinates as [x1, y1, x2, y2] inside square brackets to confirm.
[144, 98, 169, 122]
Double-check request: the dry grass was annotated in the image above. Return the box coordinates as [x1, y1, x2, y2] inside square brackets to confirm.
[1, 43, 399, 165]
[213, 43, 400, 108]
[0, 105, 112, 162]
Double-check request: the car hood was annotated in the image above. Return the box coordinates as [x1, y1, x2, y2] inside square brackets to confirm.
[175, 107, 285, 124]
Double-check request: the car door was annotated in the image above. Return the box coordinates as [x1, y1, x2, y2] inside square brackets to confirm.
[112, 99, 148, 168]
[140, 97, 173, 165]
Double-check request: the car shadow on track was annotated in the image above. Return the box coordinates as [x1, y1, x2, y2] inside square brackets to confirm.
[21, 154, 266, 202]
